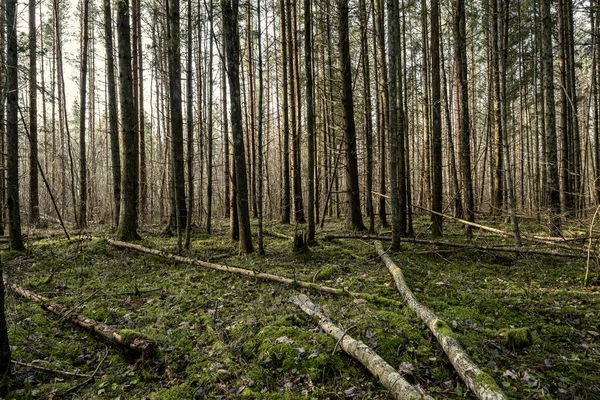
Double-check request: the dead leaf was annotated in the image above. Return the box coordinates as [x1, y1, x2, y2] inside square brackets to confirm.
[398, 362, 414, 375]
[275, 336, 295, 345]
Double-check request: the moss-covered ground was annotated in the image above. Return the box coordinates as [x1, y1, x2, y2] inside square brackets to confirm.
[2, 216, 599, 399]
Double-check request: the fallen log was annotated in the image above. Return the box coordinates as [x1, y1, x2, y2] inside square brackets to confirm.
[106, 239, 402, 307]
[5, 281, 155, 355]
[290, 293, 427, 400]
[375, 241, 507, 400]
[325, 235, 586, 259]
[264, 230, 293, 241]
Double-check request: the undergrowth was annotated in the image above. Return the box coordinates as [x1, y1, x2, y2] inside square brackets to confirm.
[1, 217, 599, 399]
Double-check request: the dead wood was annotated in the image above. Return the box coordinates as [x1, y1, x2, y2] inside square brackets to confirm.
[264, 230, 293, 241]
[5, 281, 155, 355]
[106, 239, 402, 307]
[325, 235, 586, 259]
[290, 293, 427, 400]
[375, 241, 507, 400]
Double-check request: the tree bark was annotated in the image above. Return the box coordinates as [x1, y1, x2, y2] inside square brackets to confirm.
[104, 0, 120, 228]
[305, 0, 316, 242]
[542, 0, 561, 236]
[375, 242, 507, 400]
[222, 0, 253, 254]
[6, 0, 24, 251]
[454, 0, 475, 239]
[338, 0, 365, 230]
[79, 0, 90, 229]
[290, 294, 425, 400]
[116, 0, 140, 241]
[29, 0, 39, 226]
[279, 0, 291, 224]
[6, 282, 154, 354]
[167, 0, 187, 251]
[430, 0, 443, 237]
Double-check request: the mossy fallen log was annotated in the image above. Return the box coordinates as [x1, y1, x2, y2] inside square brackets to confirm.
[106, 239, 402, 307]
[5, 281, 155, 355]
[290, 293, 428, 400]
[375, 241, 507, 400]
[325, 234, 586, 259]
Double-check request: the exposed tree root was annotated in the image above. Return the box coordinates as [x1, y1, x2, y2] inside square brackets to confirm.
[106, 239, 402, 307]
[375, 241, 507, 400]
[5, 281, 155, 355]
[325, 234, 586, 259]
[290, 293, 428, 400]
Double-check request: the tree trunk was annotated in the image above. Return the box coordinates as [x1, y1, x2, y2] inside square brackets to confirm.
[167, 0, 187, 251]
[374, 0, 388, 228]
[6, 0, 24, 251]
[104, 0, 121, 228]
[291, 294, 424, 400]
[338, 0, 365, 230]
[491, 0, 504, 215]
[387, 0, 401, 249]
[375, 242, 508, 400]
[542, 0, 561, 236]
[185, 0, 193, 250]
[116, 0, 140, 241]
[78, 0, 90, 229]
[279, 0, 291, 224]
[305, 0, 316, 242]
[257, 0, 265, 254]
[430, 0, 443, 237]
[454, 0, 475, 239]
[29, 0, 39, 226]
[206, 1, 214, 235]
[222, 0, 253, 254]
[136, 0, 147, 225]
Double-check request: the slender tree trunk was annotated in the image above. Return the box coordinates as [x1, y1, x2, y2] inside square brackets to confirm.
[6, 0, 24, 250]
[257, 0, 266, 254]
[454, 0, 475, 239]
[500, 0, 522, 245]
[374, 0, 388, 227]
[542, 0, 561, 235]
[104, 0, 121, 228]
[0, 0, 6, 236]
[185, 0, 193, 250]
[430, 0, 443, 237]
[338, 0, 365, 230]
[421, 0, 431, 208]
[222, 25, 230, 220]
[136, 0, 147, 225]
[206, 1, 214, 235]
[491, 0, 504, 215]
[167, 0, 187, 251]
[305, 0, 316, 241]
[279, 0, 291, 223]
[222, 0, 253, 254]
[360, 0, 374, 234]
[116, 0, 140, 241]
[78, 0, 90, 229]
[388, 0, 401, 249]
[29, 0, 39, 226]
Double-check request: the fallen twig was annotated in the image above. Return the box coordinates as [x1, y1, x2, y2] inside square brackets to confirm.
[12, 360, 91, 378]
[63, 346, 109, 395]
[291, 293, 427, 400]
[375, 241, 507, 400]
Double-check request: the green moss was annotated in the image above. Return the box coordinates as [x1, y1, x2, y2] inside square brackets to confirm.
[475, 371, 502, 392]
[314, 265, 337, 281]
[433, 319, 456, 339]
[498, 327, 533, 350]
[150, 382, 195, 399]
[119, 329, 153, 346]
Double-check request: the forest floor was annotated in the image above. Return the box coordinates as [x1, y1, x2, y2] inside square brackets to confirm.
[1, 216, 599, 399]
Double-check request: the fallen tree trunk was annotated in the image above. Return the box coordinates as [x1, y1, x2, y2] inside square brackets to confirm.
[5, 281, 155, 354]
[375, 241, 507, 400]
[290, 293, 427, 400]
[106, 239, 402, 307]
[325, 235, 586, 259]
